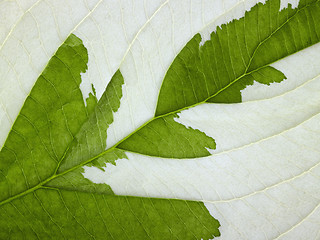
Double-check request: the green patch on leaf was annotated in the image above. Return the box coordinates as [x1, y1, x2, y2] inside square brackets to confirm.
[117, 114, 216, 158]
[0, 189, 220, 240]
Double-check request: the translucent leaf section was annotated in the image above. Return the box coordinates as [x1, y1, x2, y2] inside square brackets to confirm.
[155, 0, 320, 116]
[57, 70, 124, 172]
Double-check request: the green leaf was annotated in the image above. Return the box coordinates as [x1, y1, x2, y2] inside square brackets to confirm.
[0, 0, 320, 238]
[0, 35, 90, 201]
[155, 0, 319, 115]
[0, 34, 220, 239]
[116, 0, 320, 159]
